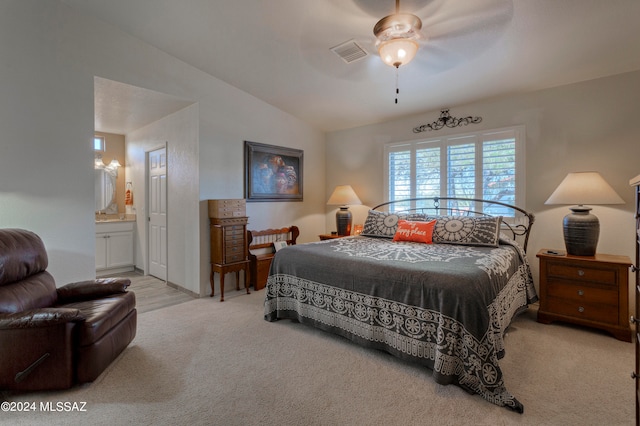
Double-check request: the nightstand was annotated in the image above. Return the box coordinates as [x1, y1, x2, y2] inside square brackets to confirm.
[319, 234, 345, 240]
[536, 249, 632, 341]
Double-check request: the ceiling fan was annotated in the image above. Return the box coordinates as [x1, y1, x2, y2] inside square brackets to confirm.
[300, 0, 513, 81]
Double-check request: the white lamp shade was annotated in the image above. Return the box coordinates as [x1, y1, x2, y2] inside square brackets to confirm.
[545, 172, 624, 206]
[327, 185, 362, 206]
[377, 38, 419, 68]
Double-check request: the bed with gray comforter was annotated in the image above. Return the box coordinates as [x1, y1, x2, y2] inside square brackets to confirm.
[264, 198, 537, 412]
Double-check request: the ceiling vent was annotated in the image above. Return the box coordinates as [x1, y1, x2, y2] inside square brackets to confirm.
[330, 40, 368, 64]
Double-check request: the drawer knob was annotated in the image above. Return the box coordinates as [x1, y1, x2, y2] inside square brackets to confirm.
[577, 269, 585, 277]
[632, 316, 639, 325]
[633, 371, 639, 380]
[577, 289, 584, 296]
[577, 306, 585, 313]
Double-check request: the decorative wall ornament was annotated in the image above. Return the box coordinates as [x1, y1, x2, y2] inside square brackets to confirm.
[413, 109, 483, 133]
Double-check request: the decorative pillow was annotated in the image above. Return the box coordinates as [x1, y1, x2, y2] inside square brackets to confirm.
[393, 220, 436, 244]
[362, 210, 404, 238]
[431, 215, 502, 247]
[404, 213, 431, 222]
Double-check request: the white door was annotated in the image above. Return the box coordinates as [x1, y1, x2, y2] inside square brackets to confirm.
[148, 147, 167, 280]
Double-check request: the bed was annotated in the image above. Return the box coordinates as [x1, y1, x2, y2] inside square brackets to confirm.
[264, 197, 537, 412]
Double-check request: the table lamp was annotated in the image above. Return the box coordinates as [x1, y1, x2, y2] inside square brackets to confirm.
[545, 171, 624, 256]
[327, 185, 362, 236]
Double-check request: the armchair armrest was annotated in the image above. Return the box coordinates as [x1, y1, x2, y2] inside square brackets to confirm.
[0, 308, 84, 330]
[56, 278, 131, 304]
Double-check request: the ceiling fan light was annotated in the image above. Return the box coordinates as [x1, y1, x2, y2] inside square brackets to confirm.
[377, 38, 419, 67]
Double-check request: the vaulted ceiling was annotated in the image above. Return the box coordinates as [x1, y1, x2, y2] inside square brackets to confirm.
[64, 0, 640, 132]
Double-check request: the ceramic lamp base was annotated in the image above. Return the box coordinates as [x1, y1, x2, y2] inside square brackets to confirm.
[563, 206, 599, 256]
[336, 207, 352, 236]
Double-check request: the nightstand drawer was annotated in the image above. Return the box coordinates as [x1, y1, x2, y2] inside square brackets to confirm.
[547, 263, 616, 284]
[546, 279, 618, 305]
[546, 297, 618, 325]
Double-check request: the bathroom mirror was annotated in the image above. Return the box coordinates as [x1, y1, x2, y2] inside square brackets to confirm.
[95, 167, 117, 213]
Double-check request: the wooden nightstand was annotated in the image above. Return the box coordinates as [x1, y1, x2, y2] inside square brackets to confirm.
[319, 234, 345, 240]
[536, 249, 632, 341]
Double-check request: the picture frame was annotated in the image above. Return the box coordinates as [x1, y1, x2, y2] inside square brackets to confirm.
[244, 141, 303, 202]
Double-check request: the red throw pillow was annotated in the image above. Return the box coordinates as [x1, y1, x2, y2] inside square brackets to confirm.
[392, 220, 436, 244]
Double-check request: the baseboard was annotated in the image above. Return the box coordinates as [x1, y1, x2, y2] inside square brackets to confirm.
[166, 280, 199, 298]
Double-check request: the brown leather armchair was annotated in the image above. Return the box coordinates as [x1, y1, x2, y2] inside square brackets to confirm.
[0, 228, 137, 391]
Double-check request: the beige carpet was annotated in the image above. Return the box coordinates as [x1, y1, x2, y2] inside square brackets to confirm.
[3, 289, 634, 426]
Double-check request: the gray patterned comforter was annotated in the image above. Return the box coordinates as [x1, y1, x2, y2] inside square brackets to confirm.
[264, 236, 537, 412]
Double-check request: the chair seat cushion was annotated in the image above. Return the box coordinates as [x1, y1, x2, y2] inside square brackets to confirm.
[58, 292, 136, 346]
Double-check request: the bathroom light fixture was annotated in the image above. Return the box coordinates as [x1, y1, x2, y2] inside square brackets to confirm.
[95, 153, 122, 176]
[545, 171, 624, 256]
[108, 159, 122, 170]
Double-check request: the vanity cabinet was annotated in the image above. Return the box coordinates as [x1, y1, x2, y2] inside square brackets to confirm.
[96, 221, 135, 275]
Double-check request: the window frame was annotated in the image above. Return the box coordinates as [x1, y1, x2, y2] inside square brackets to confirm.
[383, 125, 526, 216]
[94, 136, 105, 152]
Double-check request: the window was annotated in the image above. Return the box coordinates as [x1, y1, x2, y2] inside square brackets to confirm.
[384, 126, 525, 216]
[94, 136, 105, 151]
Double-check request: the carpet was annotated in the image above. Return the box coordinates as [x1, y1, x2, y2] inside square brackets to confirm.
[2, 289, 634, 425]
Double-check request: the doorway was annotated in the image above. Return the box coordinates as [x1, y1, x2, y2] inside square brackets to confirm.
[147, 146, 167, 281]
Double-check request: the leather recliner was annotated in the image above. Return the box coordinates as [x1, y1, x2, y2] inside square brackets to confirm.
[0, 228, 137, 391]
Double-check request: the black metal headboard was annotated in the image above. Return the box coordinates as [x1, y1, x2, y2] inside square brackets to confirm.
[371, 197, 535, 252]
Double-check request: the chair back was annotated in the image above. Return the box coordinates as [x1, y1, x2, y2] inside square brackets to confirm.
[0, 229, 57, 313]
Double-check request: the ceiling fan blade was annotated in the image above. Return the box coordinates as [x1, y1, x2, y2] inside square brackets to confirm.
[412, 0, 513, 73]
[299, 1, 385, 81]
[348, 0, 435, 19]
[300, 0, 513, 79]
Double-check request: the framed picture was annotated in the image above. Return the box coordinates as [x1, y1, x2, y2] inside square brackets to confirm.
[245, 141, 303, 201]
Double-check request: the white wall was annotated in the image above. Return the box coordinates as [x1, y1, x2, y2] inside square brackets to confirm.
[0, 0, 325, 294]
[197, 91, 327, 296]
[126, 104, 199, 294]
[0, 1, 96, 284]
[326, 70, 640, 305]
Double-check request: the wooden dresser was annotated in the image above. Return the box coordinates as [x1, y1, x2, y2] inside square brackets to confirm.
[630, 174, 640, 425]
[537, 249, 632, 342]
[208, 199, 250, 302]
